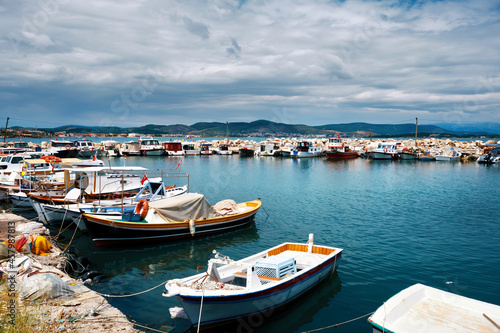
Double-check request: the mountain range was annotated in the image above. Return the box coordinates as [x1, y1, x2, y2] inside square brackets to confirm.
[12, 120, 500, 137]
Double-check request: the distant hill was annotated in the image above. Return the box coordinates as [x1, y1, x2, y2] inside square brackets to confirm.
[17, 120, 499, 137]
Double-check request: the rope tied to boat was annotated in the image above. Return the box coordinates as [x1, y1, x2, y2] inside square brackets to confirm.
[301, 311, 375, 332]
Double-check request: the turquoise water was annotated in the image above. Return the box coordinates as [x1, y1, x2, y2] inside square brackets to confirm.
[46, 157, 500, 331]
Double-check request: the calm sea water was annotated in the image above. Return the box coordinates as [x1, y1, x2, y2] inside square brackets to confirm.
[21, 156, 500, 332]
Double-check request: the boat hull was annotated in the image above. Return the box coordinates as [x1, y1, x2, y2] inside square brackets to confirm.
[370, 152, 398, 160]
[239, 149, 255, 157]
[398, 152, 418, 160]
[176, 252, 342, 327]
[368, 283, 500, 333]
[141, 149, 165, 156]
[82, 200, 261, 246]
[326, 151, 358, 159]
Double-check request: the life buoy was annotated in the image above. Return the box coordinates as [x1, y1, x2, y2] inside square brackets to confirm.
[46, 156, 62, 163]
[342, 143, 345, 148]
[89, 147, 94, 152]
[101, 146, 105, 151]
[135, 199, 149, 220]
[383, 148, 388, 153]
[65, 144, 71, 150]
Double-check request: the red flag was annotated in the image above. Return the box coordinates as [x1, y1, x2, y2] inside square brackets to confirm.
[140, 174, 148, 185]
[176, 159, 182, 169]
[93, 153, 97, 161]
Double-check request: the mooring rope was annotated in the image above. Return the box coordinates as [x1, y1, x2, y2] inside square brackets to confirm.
[91, 279, 169, 298]
[301, 311, 375, 332]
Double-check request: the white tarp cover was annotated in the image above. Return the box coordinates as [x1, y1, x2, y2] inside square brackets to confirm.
[149, 192, 218, 222]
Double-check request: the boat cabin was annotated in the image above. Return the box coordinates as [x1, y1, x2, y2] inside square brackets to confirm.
[296, 141, 311, 152]
[164, 142, 184, 155]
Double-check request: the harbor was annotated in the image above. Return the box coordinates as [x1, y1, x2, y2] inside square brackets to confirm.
[1, 143, 499, 332]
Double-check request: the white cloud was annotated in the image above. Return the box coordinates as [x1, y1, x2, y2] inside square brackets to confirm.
[1, 0, 499, 127]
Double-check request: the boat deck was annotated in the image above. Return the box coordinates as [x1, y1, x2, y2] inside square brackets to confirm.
[390, 297, 500, 332]
[370, 284, 500, 333]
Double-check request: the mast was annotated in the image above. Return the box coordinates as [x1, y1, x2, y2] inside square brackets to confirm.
[3, 117, 9, 142]
[226, 121, 229, 141]
[415, 117, 418, 147]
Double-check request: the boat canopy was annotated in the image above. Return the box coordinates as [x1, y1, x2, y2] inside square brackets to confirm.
[149, 192, 217, 221]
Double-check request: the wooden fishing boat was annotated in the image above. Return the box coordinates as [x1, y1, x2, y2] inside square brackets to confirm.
[368, 283, 500, 333]
[33, 182, 188, 229]
[82, 193, 261, 246]
[326, 138, 358, 159]
[163, 234, 342, 329]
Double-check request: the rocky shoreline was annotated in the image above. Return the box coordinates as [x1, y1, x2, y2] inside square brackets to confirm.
[0, 212, 141, 333]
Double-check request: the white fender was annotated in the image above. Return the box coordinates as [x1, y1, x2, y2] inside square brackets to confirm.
[189, 218, 195, 236]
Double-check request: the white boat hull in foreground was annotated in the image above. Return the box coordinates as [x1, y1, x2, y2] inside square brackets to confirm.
[164, 235, 343, 328]
[368, 283, 500, 333]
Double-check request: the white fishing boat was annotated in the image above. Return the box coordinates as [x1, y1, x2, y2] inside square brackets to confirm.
[164, 141, 185, 156]
[435, 147, 461, 161]
[121, 141, 141, 156]
[200, 144, 213, 155]
[182, 142, 201, 156]
[46, 139, 78, 158]
[101, 140, 121, 157]
[163, 234, 343, 329]
[368, 283, 500, 333]
[34, 181, 189, 230]
[477, 145, 500, 164]
[139, 137, 165, 156]
[215, 143, 232, 155]
[291, 140, 322, 158]
[73, 140, 103, 158]
[369, 143, 399, 160]
[256, 141, 281, 156]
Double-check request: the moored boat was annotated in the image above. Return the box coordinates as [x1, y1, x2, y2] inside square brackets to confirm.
[164, 141, 185, 156]
[368, 283, 500, 333]
[326, 138, 357, 159]
[435, 147, 461, 161]
[182, 142, 200, 156]
[369, 143, 399, 160]
[82, 193, 261, 246]
[163, 234, 343, 329]
[239, 144, 255, 157]
[200, 143, 213, 155]
[291, 140, 322, 158]
[139, 137, 165, 156]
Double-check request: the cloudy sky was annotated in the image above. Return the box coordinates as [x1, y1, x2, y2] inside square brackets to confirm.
[1, 0, 499, 128]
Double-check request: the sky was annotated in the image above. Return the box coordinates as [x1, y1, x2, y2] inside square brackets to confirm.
[1, 0, 500, 128]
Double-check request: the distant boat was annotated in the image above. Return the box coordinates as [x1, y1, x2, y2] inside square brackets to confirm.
[477, 145, 500, 164]
[139, 137, 165, 156]
[256, 141, 281, 157]
[163, 234, 343, 329]
[326, 138, 358, 159]
[435, 147, 461, 161]
[73, 140, 103, 158]
[47, 140, 78, 158]
[368, 283, 500, 333]
[182, 142, 200, 156]
[369, 143, 399, 160]
[215, 143, 232, 155]
[164, 141, 185, 156]
[291, 140, 322, 158]
[121, 141, 141, 156]
[418, 151, 438, 161]
[200, 143, 213, 155]
[239, 144, 255, 157]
